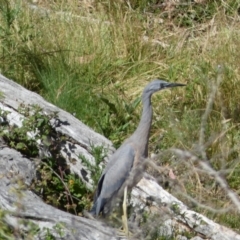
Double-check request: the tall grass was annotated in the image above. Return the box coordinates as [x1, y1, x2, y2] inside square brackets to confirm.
[1, 0, 240, 234]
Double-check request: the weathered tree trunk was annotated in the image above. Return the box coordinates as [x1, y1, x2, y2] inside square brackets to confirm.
[0, 147, 121, 240]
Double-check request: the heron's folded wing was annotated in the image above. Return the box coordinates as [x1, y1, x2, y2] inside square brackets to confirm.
[95, 144, 135, 214]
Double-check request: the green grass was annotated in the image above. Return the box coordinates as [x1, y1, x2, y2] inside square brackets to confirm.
[1, 0, 240, 237]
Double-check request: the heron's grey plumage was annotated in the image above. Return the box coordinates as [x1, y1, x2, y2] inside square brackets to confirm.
[90, 79, 185, 216]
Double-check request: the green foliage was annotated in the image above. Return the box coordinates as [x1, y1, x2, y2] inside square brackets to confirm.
[0, 107, 9, 123]
[0, 0, 21, 37]
[80, 145, 108, 186]
[43, 223, 65, 240]
[0, 1, 41, 90]
[0, 91, 4, 100]
[0, 210, 14, 240]
[0, 103, 92, 214]
[146, 0, 240, 27]
[218, 213, 240, 230]
[97, 94, 141, 146]
[170, 203, 181, 215]
[173, 1, 218, 27]
[227, 162, 240, 189]
[0, 104, 56, 156]
[32, 157, 92, 214]
[0, 209, 65, 240]
[128, 0, 159, 11]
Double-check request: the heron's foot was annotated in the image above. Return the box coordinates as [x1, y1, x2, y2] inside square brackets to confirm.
[82, 210, 95, 219]
[122, 213, 129, 236]
[117, 227, 133, 238]
[122, 186, 129, 236]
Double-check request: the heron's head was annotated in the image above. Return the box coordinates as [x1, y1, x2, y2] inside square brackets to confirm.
[143, 79, 185, 97]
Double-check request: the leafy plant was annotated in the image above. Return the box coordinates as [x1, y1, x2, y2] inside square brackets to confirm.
[0, 104, 93, 214]
[32, 157, 92, 214]
[0, 104, 56, 156]
[0, 210, 14, 240]
[80, 145, 108, 186]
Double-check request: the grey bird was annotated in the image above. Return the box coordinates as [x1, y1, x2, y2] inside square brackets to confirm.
[90, 79, 185, 216]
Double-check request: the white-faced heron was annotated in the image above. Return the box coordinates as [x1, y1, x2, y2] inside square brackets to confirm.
[90, 79, 185, 216]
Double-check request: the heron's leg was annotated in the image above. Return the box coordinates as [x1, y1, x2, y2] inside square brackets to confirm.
[122, 186, 129, 235]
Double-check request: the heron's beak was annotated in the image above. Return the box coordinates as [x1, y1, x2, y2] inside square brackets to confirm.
[166, 83, 186, 88]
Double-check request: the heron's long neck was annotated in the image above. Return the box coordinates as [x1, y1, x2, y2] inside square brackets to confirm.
[131, 94, 152, 157]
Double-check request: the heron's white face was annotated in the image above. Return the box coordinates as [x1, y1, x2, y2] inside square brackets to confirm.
[145, 79, 170, 93]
